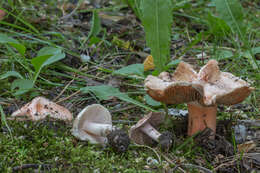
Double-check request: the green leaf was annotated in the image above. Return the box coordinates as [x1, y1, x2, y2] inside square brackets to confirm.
[242, 51, 258, 70]
[144, 94, 161, 106]
[215, 50, 233, 60]
[31, 47, 65, 84]
[11, 79, 34, 95]
[215, 0, 246, 40]
[127, 0, 143, 19]
[206, 12, 230, 39]
[0, 33, 26, 56]
[0, 71, 24, 80]
[0, 105, 13, 140]
[167, 59, 181, 67]
[141, 0, 173, 73]
[252, 47, 260, 55]
[87, 10, 101, 40]
[81, 85, 155, 111]
[113, 64, 144, 77]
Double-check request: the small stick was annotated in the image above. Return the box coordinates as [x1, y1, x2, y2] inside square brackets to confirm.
[12, 164, 51, 172]
[55, 90, 81, 104]
[110, 105, 137, 113]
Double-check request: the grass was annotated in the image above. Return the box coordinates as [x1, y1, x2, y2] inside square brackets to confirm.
[0, 0, 259, 172]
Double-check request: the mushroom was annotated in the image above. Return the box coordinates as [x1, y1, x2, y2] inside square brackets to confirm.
[71, 104, 130, 152]
[10, 97, 73, 121]
[145, 60, 254, 137]
[129, 112, 173, 151]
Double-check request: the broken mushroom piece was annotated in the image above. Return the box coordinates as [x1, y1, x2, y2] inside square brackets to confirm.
[129, 112, 173, 151]
[11, 97, 73, 121]
[145, 60, 254, 137]
[71, 104, 130, 152]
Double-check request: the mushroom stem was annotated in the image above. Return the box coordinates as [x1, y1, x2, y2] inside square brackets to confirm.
[83, 123, 114, 137]
[187, 103, 217, 137]
[140, 123, 161, 142]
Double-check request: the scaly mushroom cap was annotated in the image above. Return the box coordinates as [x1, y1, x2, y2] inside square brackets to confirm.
[71, 104, 112, 144]
[11, 97, 73, 121]
[129, 112, 164, 145]
[145, 59, 254, 106]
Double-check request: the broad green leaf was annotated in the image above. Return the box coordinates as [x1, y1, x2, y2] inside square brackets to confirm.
[31, 55, 53, 73]
[141, 0, 173, 73]
[144, 94, 161, 106]
[167, 59, 181, 67]
[31, 47, 65, 84]
[0, 33, 26, 56]
[206, 12, 230, 39]
[113, 64, 144, 77]
[252, 47, 260, 55]
[0, 71, 24, 80]
[215, 50, 233, 60]
[11, 79, 34, 95]
[215, 0, 246, 40]
[81, 85, 155, 111]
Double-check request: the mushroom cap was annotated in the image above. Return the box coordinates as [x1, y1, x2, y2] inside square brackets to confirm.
[71, 104, 112, 144]
[11, 97, 73, 121]
[129, 112, 164, 145]
[145, 60, 254, 106]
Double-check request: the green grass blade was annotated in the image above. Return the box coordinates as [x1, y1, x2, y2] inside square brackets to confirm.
[0, 105, 13, 140]
[0, 7, 39, 34]
[141, 0, 173, 73]
[215, 0, 246, 40]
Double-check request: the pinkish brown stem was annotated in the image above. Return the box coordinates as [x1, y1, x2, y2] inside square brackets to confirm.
[187, 103, 217, 137]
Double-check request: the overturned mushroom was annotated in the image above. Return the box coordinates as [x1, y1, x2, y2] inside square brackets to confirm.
[11, 97, 73, 121]
[71, 104, 130, 152]
[145, 60, 254, 137]
[129, 112, 173, 151]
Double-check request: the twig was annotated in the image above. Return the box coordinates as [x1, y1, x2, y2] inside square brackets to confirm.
[159, 152, 186, 173]
[52, 77, 75, 102]
[132, 144, 161, 164]
[110, 105, 137, 113]
[55, 90, 81, 104]
[182, 164, 213, 173]
[12, 164, 51, 172]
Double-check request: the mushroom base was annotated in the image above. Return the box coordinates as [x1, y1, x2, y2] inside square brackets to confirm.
[187, 103, 217, 137]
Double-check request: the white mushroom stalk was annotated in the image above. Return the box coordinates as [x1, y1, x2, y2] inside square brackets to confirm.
[83, 122, 115, 137]
[129, 112, 173, 151]
[72, 104, 130, 152]
[140, 123, 162, 142]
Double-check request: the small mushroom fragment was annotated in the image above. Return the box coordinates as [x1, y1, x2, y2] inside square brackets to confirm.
[129, 112, 173, 151]
[145, 60, 254, 137]
[11, 97, 72, 121]
[71, 104, 130, 152]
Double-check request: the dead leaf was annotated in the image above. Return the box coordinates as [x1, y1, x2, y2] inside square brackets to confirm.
[237, 140, 257, 153]
[10, 97, 73, 122]
[143, 55, 155, 71]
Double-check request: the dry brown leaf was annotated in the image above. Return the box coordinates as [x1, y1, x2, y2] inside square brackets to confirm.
[237, 141, 257, 153]
[143, 55, 155, 71]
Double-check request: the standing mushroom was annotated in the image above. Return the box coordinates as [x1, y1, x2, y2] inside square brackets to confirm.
[129, 112, 173, 151]
[145, 60, 254, 137]
[71, 104, 130, 152]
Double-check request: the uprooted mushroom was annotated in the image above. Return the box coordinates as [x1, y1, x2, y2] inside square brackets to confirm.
[11, 97, 73, 122]
[71, 104, 130, 152]
[129, 112, 173, 151]
[145, 60, 254, 137]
